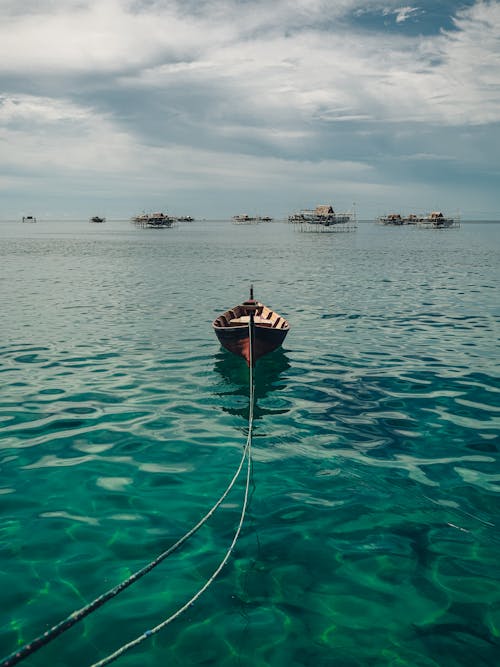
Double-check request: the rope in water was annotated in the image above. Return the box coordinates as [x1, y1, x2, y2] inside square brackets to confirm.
[90, 322, 255, 666]
[0, 323, 255, 667]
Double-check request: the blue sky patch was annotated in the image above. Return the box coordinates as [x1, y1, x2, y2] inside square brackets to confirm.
[350, 1, 478, 36]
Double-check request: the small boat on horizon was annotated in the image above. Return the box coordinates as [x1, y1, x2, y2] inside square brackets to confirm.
[377, 213, 405, 225]
[418, 211, 459, 229]
[377, 211, 459, 228]
[378, 213, 421, 225]
[90, 216, 106, 223]
[22, 215, 36, 223]
[213, 288, 290, 366]
[132, 212, 176, 228]
[288, 204, 355, 231]
[232, 214, 258, 224]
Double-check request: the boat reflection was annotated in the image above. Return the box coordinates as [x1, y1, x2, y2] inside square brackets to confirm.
[213, 347, 291, 420]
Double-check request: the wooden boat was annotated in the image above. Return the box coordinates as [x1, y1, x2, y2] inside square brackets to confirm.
[213, 288, 290, 366]
[132, 212, 175, 228]
[232, 214, 258, 224]
[419, 211, 457, 228]
[288, 204, 351, 225]
[377, 213, 405, 225]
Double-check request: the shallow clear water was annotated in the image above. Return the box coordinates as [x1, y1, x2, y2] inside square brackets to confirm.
[0, 219, 499, 666]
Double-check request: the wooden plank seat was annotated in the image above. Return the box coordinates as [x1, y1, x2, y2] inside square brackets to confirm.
[229, 315, 273, 327]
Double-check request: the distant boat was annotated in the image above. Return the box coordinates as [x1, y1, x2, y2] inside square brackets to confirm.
[288, 205, 351, 225]
[418, 211, 459, 229]
[132, 213, 149, 224]
[132, 212, 176, 228]
[288, 204, 355, 231]
[377, 213, 405, 225]
[213, 287, 290, 367]
[22, 215, 36, 223]
[232, 215, 273, 223]
[377, 213, 421, 225]
[90, 216, 106, 223]
[378, 211, 459, 228]
[232, 214, 258, 224]
[176, 216, 194, 222]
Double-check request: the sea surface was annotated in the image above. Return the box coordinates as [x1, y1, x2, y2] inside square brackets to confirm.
[0, 219, 499, 667]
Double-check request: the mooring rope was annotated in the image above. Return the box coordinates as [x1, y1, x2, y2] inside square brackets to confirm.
[0, 323, 255, 667]
[90, 322, 255, 666]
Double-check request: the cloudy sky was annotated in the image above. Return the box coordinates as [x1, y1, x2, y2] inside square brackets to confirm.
[0, 0, 499, 219]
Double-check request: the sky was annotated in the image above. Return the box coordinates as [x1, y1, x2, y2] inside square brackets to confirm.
[0, 0, 499, 220]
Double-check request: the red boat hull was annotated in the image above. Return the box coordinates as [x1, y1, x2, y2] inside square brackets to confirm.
[214, 324, 288, 366]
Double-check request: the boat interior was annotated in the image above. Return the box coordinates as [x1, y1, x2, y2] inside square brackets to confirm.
[214, 303, 289, 330]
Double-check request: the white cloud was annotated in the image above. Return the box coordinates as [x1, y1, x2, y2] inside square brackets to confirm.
[394, 6, 419, 23]
[398, 152, 456, 161]
[383, 1, 500, 126]
[0, 94, 138, 173]
[0, 91, 369, 183]
[112, 1, 500, 131]
[0, 95, 89, 124]
[381, 5, 419, 22]
[0, 0, 224, 74]
[0, 1, 418, 76]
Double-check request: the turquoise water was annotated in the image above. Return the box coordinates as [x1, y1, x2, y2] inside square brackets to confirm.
[0, 219, 499, 666]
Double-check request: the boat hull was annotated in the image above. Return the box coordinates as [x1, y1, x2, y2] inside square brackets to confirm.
[213, 298, 289, 366]
[214, 324, 288, 365]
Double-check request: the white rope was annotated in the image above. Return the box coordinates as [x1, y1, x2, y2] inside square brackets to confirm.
[90, 322, 256, 667]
